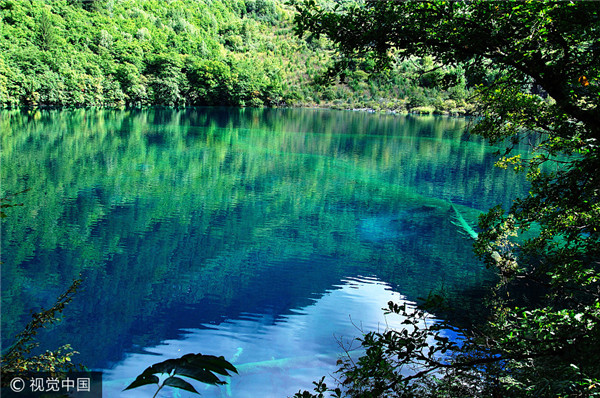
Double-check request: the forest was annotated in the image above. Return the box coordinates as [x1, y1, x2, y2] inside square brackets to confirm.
[0, 0, 472, 113]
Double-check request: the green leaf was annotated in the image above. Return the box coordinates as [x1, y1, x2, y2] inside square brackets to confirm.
[124, 353, 236, 392]
[123, 374, 159, 391]
[177, 367, 226, 385]
[187, 354, 238, 375]
[163, 376, 200, 395]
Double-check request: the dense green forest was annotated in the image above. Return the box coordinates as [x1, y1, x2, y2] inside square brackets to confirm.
[0, 0, 473, 113]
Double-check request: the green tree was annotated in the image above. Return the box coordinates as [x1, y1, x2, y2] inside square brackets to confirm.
[186, 58, 234, 105]
[293, 1, 600, 396]
[36, 9, 56, 51]
[147, 53, 186, 106]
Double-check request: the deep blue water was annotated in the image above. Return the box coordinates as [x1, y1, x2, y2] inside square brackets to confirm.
[0, 108, 528, 397]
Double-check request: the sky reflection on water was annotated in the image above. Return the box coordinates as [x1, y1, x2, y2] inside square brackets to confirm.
[105, 277, 435, 398]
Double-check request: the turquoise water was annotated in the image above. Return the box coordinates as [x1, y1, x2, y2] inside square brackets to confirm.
[1, 108, 527, 397]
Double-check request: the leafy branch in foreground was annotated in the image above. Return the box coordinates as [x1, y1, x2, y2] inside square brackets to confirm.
[296, 302, 495, 398]
[1, 278, 83, 384]
[296, 300, 600, 398]
[124, 353, 237, 397]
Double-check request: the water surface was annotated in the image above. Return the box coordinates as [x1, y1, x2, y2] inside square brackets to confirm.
[1, 108, 528, 397]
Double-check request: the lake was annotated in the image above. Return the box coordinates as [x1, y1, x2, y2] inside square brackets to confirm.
[1, 107, 528, 397]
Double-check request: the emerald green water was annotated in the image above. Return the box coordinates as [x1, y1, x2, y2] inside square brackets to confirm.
[1, 108, 527, 397]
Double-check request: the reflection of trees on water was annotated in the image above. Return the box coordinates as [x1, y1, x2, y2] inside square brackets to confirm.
[0, 108, 528, 367]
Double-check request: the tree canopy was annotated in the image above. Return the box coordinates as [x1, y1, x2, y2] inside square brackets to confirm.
[0, 0, 297, 107]
[293, 1, 600, 396]
[1, 0, 480, 112]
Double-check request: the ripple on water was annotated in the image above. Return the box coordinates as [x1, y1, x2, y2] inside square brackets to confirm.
[101, 277, 437, 398]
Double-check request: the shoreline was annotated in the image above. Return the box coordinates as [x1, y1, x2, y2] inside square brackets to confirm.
[1, 103, 476, 118]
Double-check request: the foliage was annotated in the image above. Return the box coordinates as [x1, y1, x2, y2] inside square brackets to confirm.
[295, 302, 494, 398]
[293, 0, 600, 396]
[124, 353, 237, 397]
[0, 0, 475, 111]
[0, 278, 83, 383]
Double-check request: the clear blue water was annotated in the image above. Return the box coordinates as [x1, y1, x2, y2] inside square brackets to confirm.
[1, 107, 528, 397]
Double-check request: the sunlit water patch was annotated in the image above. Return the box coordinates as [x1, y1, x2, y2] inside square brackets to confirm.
[104, 277, 440, 398]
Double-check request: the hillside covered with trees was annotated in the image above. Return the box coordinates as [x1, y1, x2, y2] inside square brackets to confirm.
[0, 0, 473, 113]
